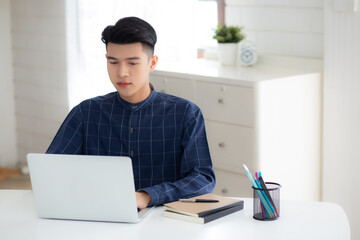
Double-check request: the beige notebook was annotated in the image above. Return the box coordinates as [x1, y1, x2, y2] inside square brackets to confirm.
[163, 193, 243, 217]
[163, 203, 244, 224]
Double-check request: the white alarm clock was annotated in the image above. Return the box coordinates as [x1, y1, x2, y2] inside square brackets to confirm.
[237, 41, 258, 66]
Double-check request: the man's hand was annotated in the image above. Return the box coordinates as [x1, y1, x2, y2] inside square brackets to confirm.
[136, 191, 151, 209]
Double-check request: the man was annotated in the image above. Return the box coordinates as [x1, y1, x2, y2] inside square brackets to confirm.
[47, 17, 215, 209]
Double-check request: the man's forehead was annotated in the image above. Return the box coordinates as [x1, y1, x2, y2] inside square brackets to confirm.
[106, 42, 146, 59]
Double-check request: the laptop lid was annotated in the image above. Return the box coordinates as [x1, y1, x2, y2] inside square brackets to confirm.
[27, 153, 152, 223]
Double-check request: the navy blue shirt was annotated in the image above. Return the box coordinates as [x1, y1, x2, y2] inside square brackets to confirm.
[46, 88, 215, 206]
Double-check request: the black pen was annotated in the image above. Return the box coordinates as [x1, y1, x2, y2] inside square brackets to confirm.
[179, 199, 219, 203]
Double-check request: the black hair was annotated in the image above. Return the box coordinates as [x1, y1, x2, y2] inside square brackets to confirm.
[101, 16, 157, 56]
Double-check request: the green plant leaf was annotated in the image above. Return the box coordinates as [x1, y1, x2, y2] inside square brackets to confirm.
[213, 24, 245, 43]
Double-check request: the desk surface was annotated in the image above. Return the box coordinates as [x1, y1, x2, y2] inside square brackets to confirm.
[0, 190, 350, 240]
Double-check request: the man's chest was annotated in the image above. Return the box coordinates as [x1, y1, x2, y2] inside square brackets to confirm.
[83, 110, 184, 154]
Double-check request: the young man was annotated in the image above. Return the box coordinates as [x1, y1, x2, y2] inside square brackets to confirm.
[46, 17, 215, 209]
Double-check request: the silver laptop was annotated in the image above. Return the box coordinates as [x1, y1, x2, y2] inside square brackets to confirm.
[27, 153, 153, 223]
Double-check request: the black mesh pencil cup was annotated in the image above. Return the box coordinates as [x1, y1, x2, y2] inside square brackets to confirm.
[252, 182, 281, 221]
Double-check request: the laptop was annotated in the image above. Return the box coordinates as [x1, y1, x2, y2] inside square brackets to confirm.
[27, 153, 154, 223]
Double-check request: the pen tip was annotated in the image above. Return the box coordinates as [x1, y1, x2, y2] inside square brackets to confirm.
[243, 164, 249, 171]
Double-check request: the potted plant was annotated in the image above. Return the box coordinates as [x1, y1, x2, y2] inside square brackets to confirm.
[213, 24, 245, 65]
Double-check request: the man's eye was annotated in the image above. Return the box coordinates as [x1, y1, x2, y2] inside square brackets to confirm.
[129, 62, 138, 66]
[109, 62, 118, 65]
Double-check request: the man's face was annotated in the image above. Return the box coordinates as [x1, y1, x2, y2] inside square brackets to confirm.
[106, 42, 158, 103]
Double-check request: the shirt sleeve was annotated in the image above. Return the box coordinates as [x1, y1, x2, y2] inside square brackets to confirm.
[46, 105, 84, 154]
[140, 103, 216, 206]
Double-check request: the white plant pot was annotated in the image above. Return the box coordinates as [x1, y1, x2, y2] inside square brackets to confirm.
[218, 43, 238, 65]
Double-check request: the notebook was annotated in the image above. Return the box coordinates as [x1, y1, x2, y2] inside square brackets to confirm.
[163, 193, 244, 223]
[163, 204, 243, 224]
[27, 153, 154, 223]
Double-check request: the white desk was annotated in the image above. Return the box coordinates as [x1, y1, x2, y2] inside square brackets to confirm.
[0, 190, 350, 240]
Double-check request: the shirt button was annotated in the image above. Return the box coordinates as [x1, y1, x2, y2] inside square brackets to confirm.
[130, 127, 134, 133]
[132, 105, 137, 110]
[130, 151, 134, 157]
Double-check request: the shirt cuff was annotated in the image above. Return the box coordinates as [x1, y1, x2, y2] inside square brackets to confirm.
[138, 186, 163, 206]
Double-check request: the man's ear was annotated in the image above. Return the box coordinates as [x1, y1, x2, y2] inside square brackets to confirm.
[149, 55, 158, 72]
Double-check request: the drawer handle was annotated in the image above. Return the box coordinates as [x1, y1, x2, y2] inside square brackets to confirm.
[221, 188, 228, 194]
[162, 78, 168, 84]
[218, 142, 225, 148]
[218, 98, 224, 104]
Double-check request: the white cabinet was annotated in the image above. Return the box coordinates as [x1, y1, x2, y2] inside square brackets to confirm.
[150, 59, 321, 200]
[195, 82, 254, 126]
[150, 75, 194, 102]
[204, 121, 254, 174]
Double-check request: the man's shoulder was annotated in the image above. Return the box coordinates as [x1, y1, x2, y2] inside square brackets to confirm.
[155, 92, 199, 111]
[78, 92, 118, 108]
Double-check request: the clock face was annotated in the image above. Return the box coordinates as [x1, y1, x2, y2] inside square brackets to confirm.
[240, 50, 254, 65]
[238, 41, 257, 66]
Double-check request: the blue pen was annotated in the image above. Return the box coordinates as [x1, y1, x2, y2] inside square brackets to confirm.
[243, 164, 274, 218]
[255, 172, 278, 217]
[259, 171, 279, 217]
[255, 178, 277, 217]
[255, 175, 267, 218]
[256, 172, 267, 218]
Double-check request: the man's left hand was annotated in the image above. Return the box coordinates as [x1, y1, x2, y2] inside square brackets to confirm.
[136, 191, 151, 209]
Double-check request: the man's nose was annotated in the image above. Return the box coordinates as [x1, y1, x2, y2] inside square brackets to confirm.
[117, 64, 130, 77]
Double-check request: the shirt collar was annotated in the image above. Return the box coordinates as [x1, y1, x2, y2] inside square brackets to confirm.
[116, 83, 158, 111]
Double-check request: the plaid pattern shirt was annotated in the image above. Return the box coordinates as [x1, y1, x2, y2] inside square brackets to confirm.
[46, 88, 215, 206]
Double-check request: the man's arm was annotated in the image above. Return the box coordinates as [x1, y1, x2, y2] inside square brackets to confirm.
[46, 105, 83, 154]
[139, 104, 216, 206]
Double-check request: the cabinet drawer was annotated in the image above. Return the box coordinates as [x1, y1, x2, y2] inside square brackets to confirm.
[213, 168, 252, 198]
[150, 75, 194, 102]
[206, 120, 254, 174]
[195, 81, 254, 126]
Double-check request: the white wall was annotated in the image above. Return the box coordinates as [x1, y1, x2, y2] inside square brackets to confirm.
[225, 0, 324, 59]
[323, 1, 360, 240]
[11, 0, 69, 165]
[0, 0, 18, 168]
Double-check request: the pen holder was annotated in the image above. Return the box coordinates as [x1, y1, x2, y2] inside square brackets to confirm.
[252, 182, 281, 221]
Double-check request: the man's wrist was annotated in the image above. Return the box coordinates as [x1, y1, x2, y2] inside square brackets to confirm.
[136, 191, 152, 209]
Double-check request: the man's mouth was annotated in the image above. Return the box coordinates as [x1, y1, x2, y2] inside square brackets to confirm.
[117, 82, 131, 87]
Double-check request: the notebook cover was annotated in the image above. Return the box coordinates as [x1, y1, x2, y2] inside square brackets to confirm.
[163, 202, 244, 224]
[163, 193, 244, 217]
